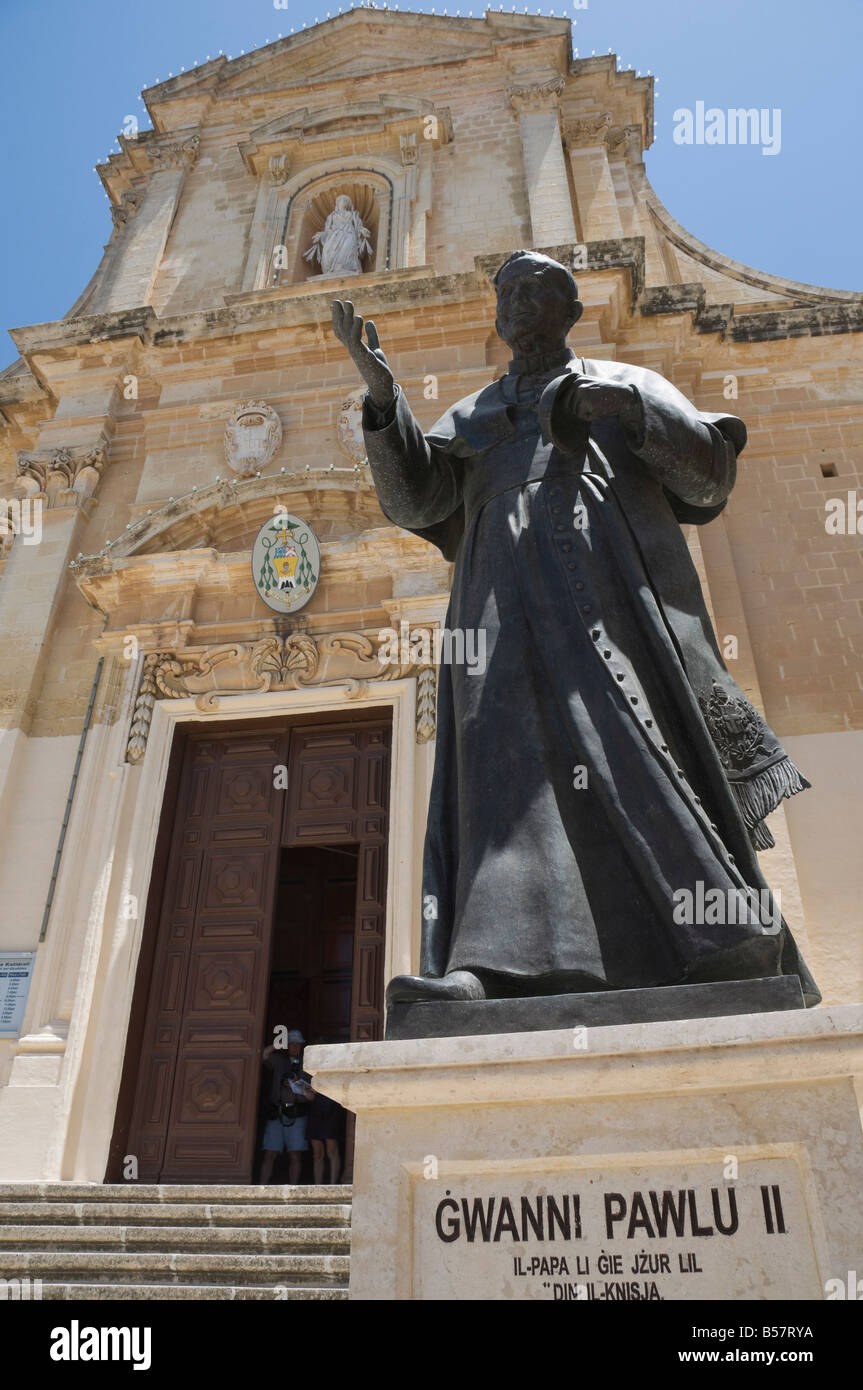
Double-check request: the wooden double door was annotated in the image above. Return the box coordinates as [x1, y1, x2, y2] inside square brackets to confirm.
[110, 716, 390, 1183]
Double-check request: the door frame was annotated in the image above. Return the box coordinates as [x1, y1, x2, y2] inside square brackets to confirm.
[97, 681, 418, 1183]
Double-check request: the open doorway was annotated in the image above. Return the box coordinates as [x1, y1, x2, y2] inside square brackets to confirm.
[254, 845, 358, 1185]
[109, 715, 389, 1185]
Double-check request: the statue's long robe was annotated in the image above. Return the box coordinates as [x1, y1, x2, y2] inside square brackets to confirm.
[363, 351, 820, 1005]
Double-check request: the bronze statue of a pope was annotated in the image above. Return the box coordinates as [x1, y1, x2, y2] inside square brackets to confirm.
[331, 251, 819, 1009]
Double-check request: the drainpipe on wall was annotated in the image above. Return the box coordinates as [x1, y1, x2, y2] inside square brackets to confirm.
[38, 657, 104, 943]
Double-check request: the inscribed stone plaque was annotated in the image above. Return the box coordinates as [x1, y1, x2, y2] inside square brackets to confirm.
[412, 1154, 823, 1300]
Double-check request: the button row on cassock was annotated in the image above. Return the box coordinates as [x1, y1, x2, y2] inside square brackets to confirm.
[545, 480, 736, 871]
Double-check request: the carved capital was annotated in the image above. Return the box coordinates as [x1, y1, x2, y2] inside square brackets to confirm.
[562, 112, 613, 149]
[509, 76, 565, 115]
[149, 133, 200, 171]
[608, 124, 642, 158]
[15, 445, 107, 510]
[110, 191, 140, 228]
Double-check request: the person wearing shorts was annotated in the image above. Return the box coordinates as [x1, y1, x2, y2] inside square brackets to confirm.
[260, 1029, 312, 1184]
[307, 1077, 344, 1184]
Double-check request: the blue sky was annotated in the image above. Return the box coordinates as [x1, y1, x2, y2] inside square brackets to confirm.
[0, 0, 859, 369]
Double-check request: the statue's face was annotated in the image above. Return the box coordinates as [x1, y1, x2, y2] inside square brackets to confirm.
[495, 265, 578, 352]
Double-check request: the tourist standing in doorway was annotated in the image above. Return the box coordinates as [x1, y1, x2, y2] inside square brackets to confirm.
[259, 1029, 313, 1184]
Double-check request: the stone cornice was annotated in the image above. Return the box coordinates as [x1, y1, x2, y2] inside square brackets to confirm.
[9, 307, 155, 359]
[566, 54, 655, 150]
[475, 237, 646, 303]
[3, 238, 862, 413]
[640, 282, 863, 341]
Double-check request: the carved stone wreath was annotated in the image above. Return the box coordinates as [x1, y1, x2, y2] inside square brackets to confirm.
[125, 631, 437, 763]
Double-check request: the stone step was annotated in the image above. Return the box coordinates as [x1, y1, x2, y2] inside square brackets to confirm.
[0, 1202, 351, 1228]
[38, 1283, 349, 1301]
[0, 1224, 350, 1254]
[0, 1183, 351, 1205]
[8, 1250, 350, 1287]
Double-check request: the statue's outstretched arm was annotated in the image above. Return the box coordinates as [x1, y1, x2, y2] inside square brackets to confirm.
[331, 300, 459, 528]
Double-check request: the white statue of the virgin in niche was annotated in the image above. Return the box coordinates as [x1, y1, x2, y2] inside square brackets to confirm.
[304, 194, 373, 276]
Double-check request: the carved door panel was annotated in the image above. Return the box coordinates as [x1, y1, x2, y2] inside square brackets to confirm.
[126, 729, 287, 1182]
[283, 721, 390, 1043]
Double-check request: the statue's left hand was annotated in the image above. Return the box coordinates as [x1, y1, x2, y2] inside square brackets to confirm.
[566, 377, 643, 430]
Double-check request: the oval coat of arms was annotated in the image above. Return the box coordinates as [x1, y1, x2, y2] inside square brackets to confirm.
[252, 512, 321, 614]
[224, 401, 282, 476]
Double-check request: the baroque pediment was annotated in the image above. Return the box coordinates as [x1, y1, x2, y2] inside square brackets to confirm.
[216, 14, 510, 96]
[139, 13, 570, 115]
[239, 95, 451, 175]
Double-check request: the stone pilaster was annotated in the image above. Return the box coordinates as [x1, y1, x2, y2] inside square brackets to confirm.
[91, 134, 200, 313]
[508, 77, 577, 248]
[562, 113, 625, 242]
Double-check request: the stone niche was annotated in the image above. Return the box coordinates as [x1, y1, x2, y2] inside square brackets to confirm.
[238, 96, 451, 293]
[286, 176, 388, 285]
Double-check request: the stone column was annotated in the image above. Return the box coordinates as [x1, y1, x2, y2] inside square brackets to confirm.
[508, 77, 577, 249]
[91, 133, 200, 313]
[562, 113, 625, 243]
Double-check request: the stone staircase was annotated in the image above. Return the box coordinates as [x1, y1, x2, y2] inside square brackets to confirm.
[0, 1183, 351, 1300]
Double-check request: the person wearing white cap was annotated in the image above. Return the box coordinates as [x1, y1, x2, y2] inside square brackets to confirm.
[259, 1028, 314, 1184]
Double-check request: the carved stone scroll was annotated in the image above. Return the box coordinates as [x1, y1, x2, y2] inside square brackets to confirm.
[124, 629, 438, 763]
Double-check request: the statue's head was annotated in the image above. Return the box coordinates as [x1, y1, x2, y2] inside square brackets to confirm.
[334, 194, 352, 211]
[493, 250, 583, 354]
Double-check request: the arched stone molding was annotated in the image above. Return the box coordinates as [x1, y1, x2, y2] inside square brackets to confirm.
[70, 470, 383, 563]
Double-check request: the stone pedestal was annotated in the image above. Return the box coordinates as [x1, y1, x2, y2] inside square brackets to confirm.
[306, 1005, 863, 1301]
[385, 975, 803, 1040]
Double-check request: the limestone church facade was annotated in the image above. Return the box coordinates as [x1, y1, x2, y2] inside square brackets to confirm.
[0, 10, 861, 1185]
